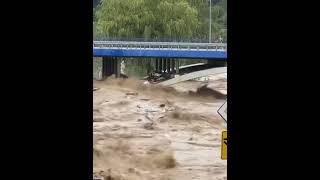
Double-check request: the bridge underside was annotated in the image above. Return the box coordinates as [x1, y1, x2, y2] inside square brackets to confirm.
[99, 57, 181, 79]
[98, 56, 226, 80]
[93, 48, 227, 59]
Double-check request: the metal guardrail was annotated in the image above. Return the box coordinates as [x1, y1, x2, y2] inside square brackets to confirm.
[93, 37, 226, 43]
[93, 41, 227, 51]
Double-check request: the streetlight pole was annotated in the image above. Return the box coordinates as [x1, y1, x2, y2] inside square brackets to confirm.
[209, 0, 212, 43]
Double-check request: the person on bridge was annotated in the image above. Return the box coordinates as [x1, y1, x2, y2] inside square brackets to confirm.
[219, 36, 223, 43]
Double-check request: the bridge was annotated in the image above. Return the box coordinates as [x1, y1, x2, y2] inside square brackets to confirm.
[93, 41, 227, 59]
[93, 41, 227, 79]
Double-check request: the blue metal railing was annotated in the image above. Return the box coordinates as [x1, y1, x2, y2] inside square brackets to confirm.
[93, 37, 226, 43]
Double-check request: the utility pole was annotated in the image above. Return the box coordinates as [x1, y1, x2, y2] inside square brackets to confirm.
[209, 0, 212, 43]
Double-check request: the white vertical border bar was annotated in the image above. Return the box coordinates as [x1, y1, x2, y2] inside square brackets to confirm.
[218, 99, 227, 122]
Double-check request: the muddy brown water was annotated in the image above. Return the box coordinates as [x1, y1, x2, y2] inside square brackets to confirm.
[93, 77, 227, 180]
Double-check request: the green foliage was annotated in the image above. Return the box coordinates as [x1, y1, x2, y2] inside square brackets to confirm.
[94, 0, 200, 40]
[189, 0, 227, 40]
[94, 0, 227, 41]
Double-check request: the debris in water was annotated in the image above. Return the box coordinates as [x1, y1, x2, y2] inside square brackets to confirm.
[126, 92, 138, 96]
[93, 177, 104, 180]
[100, 100, 109, 105]
[93, 116, 105, 122]
[143, 122, 154, 130]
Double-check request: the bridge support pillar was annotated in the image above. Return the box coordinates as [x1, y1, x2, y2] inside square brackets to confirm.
[165, 58, 168, 73]
[156, 58, 162, 73]
[159, 58, 163, 73]
[113, 57, 121, 78]
[170, 58, 175, 73]
[175, 59, 180, 75]
[155, 58, 159, 73]
[166, 58, 170, 73]
[109, 57, 114, 75]
[162, 58, 166, 73]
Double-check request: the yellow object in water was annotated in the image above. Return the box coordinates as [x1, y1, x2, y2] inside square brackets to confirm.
[221, 131, 227, 160]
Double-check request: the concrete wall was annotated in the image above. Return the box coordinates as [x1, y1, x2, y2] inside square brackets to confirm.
[93, 57, 103, 80]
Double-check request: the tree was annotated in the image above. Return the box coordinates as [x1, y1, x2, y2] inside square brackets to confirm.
[94, 0, 200, 40]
